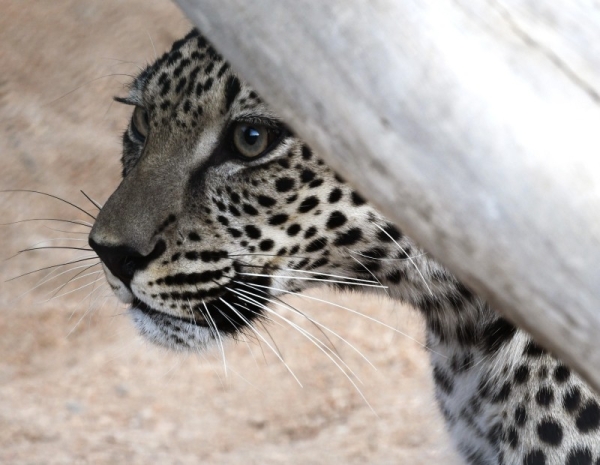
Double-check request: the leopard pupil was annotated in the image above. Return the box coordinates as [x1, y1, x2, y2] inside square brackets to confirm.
[244, 127, 260, 145]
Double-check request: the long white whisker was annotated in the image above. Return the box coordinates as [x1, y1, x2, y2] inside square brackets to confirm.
[201, 300, 228, 377]
[348, 255, 390, 297]
[239, 272, 387, 289]
[242, 281, 447, 359]
[347, 248, 427, 261]
[43, 269, 103, 298]
[218, 297, 303, 386]
[231, 287, 368, 378]
[236, 282, 377, 370]
[230, 287, 375, 412]
[42, 275, 105, 303]
[9, 260, 100, 303]
[373, 223, 433, 296]
[279, 267, 379, 284]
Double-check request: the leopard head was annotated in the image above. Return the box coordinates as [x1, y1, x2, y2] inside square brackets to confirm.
[89, 30, 402, 350]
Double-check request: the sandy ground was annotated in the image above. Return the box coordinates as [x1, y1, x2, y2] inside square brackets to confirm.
[0, 2, 462, 463]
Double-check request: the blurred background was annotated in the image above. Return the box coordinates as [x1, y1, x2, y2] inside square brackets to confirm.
[0, 1, 460, 463]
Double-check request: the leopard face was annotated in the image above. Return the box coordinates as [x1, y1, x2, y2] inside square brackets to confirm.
[89, 30, 405, 350]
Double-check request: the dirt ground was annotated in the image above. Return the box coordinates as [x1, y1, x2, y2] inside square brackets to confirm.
[0, 1, 461, 463]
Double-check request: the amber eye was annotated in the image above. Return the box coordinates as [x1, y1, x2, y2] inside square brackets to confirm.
[232, 123, 279, 159]
[131, 106, 149, 141]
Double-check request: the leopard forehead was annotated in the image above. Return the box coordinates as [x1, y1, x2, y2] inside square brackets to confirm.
[91, 29, 398, 346]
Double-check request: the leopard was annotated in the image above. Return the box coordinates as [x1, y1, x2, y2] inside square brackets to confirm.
[88, 29, 600, 465]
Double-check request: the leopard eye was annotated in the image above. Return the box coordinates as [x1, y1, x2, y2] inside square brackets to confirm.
[131, 106, 149, 141]
[232, 123, 278, 159]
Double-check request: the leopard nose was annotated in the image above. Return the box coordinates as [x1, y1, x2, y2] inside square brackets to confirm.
[88, 237, 166, 288]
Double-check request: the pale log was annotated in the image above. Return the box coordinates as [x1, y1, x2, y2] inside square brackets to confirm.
[174, 0, 600, 390]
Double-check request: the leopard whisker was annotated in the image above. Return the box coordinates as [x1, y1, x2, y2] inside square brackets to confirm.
[239, 272, 388, 289]
[279, 267, 381, 284]
[12, 261, 100, 303]
[241, 281, 447, 359]
[373, 223, 433, 296]
[80, 190, 103, 210]
[0, 218, 93, 228]
[43, 269, 104, 299]
[347, 255, 390, 297]
[66, 277, 107, 335]
[41, 274, 105, 303]
[15, 246, 94, 256]
[218, 297, 303, 386]
[231, 287, 375, 411]
[1, 189, 96, 220]
[346, 248, 427, 261]
[200, 299, 228, 377]
[5, 256, 99, 283]
[42, 226, 93, 235]
[236, 282, 377, 370]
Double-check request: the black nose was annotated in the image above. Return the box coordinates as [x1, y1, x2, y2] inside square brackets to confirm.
[89, 237, 166, 288]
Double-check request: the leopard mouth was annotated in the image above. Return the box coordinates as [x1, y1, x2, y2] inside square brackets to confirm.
[132, 298, 206, 327]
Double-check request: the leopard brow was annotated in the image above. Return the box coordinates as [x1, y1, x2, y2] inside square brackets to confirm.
[235, 115, 282, 129]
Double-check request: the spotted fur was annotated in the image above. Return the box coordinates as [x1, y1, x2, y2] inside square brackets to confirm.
[89, 30, 600, 464]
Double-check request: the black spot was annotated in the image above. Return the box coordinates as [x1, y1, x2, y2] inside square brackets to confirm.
[175, 76, 187, 93]
[432, 365, 453, 394]
[301, 145, 312, 160]
[259, 239, 274, 251]
[224, 75, 241, 112]
[309, 179, 324, 188]
[536, 418, 563, 446]
[188, 232, 201, 241]
[386, 269, 404, 284]
[493, 382, 512, 403]
[351, 191, 366, 206]
[242, 204, 259, 215]
[227, 228, 242, 238]
[300, 169, 316, 183]
[275, 177, 295, 192]
[245, 225, 261, 239]
[514, 365, 530, 384]
[482, 317, 516, 353]
[228, 205, 240, 216]
[277, 158, 290, 169]
[576, 401, 600, 433]
[298, 196, 319, 213]
[535, 386, 554, 407]
[377, 223, 402, 242]
[305, 238, 328, 253]
[334, 228, 362, 246]
[217, 215, 229, 226]
[171, 253, 180, 262]
[515, 404, 527, 427]
[230, 192, 240, 204]
[564, 387, 582, 413]
[553, 365, 570, 383]
[304, 226, 317, 239]
[523, 449, 546, 465]
[257, 195, 276, 208]
[326, 211, 347, 229]
[287, 224, 301, 236]
[328, 188, 342, 203]
[269, 214, 288, 226]
[524, 340, 547, 357]
[185, 250, 202, 261]
[538, 366, 549, 379]
[506, 427, 519, 449]
[566, 448, 592, 465]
